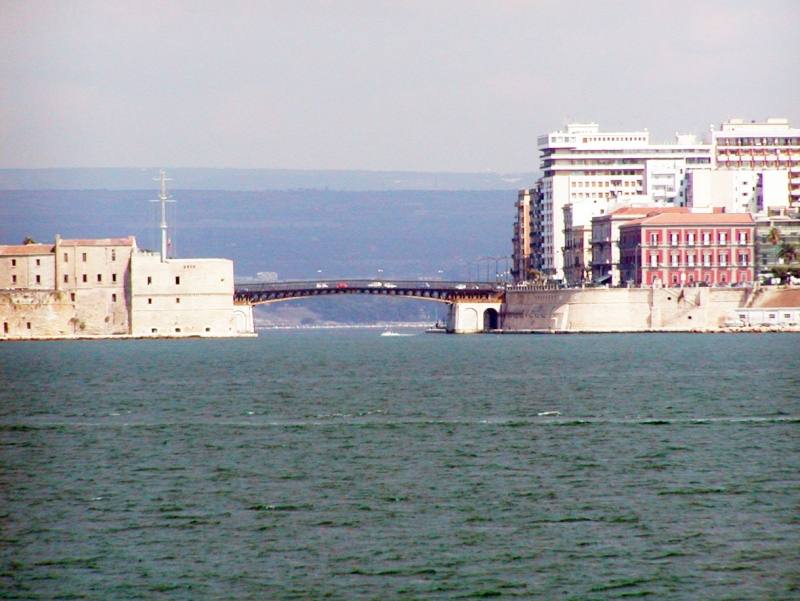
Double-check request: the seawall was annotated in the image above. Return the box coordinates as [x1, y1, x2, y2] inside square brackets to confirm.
[502, 286, 798, 333]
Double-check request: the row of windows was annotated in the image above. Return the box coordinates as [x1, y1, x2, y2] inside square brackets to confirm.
[646, 232, 750, 245]
[7, 273, 120, 284]
[146, 276, 181, 285]
[63, 250, 117, 262]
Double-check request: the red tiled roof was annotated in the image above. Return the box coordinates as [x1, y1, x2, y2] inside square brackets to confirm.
[620, 213, 754, 228]
[59, 237, 136, 247]
[0, 244, 55, 256]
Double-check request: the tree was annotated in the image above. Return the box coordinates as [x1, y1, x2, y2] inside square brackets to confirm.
[776, 242, 799, 265]
[766, 226, 782, 246]
[22, 236, 37, 245]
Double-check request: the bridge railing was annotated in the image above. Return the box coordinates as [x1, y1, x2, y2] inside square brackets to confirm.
[234, 279, 504, 293]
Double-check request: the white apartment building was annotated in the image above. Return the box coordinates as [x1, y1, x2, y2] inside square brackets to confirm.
[708, 118, 800, 211]
[536, 123, 711, 280]
[518, 118, 800, 283]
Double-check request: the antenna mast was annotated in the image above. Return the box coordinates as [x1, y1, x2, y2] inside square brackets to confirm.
[150, 170, 176, 262]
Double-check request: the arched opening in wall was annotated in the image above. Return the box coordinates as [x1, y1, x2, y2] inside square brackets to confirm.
[234, 309, 248, 333]
[483, 308, 499, 331]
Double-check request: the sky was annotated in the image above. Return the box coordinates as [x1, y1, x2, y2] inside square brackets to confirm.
[1, 0, 798, 172]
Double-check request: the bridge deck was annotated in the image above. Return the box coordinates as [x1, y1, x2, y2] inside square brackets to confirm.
[234, 279, 505, 305]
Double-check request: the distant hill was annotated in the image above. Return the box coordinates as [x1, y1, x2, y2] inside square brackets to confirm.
[0, 168, 540, 192]
[1, 188, 515, 282]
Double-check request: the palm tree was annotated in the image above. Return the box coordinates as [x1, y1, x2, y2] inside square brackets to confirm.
[766, 226, 782, 246]
[776, 242, 799, 265]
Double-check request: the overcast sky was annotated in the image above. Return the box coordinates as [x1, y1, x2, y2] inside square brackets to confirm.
[2, 0, 798, 172]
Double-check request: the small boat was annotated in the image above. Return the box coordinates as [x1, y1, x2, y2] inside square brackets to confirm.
[381, 331, 402, 337]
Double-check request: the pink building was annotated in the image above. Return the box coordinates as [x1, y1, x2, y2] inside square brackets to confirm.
[618, 213, 755, 287]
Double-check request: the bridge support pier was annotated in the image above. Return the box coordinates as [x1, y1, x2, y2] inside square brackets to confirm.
[447, 301, 504, 333]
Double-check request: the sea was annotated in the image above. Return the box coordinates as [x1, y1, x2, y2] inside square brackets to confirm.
[1, 331, 798, 600]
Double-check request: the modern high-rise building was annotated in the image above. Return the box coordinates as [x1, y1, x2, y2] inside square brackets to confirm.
[534, 123, 711, 280]
[514, 118, 800, 283]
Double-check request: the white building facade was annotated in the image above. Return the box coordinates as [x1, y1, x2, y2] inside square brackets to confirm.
[516, 118, 800, 283]
[535, 123, 712, 280]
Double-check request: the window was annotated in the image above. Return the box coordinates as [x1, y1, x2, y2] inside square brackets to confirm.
[35, 275, 41, 284]
[63, 253, 68, 262]
[112, 294, 117, 302]
[111, 250, 116, 261]
[650, 233, 658, 245]
[12, 275, 16, 283]
[36, 259, 41, 266]
[82, 274, 87, 283]
[718, 232, 727, 245]
[175, 276, 180, 285]
[205, 327, 211, 332]
[147, 276, 152, 285]
[64, 275, 69, 283]
[148, 298, 152, 305]
[3, 323, 7, 334]
[720, 253, 728, 267]
[670, 233, 678, 246]
[739, 253, 748, 265]
[70, 293, 75, 302]
[702, 232, 710, 245]
[670, 254, 679, 267]
[175, 328, 182, 333]
[27, 322, 32, 329]
[11, 259, 16, 267]
[82, 253, 87, 262]
[151, 328, 158, 333]
[739, 232, 747, 244]
[176, 298, 180, 304]
[112, 274, 117, 283]
[687, 233, 695, 246]
[703, 253, 712, 267]
[97, 274, 102, 282]
[650, 254, 658, 267]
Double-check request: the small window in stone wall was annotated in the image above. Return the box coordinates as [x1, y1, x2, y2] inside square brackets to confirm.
[64, 275, 69, 283]
[64, 253, 68, 262]
[27, 322, 31, 329]
[205, 327, 211, 332]
[70, 293, 75, 302]
[112, 294, 117, 302]
[147, 277, 152, 285]
[36, 259, 41, 266]
[97, 274, 102, 282]
[148, 298, 152, 304]
[82, 253, 87, 262]
[82, 274, 87, 283]
[11, 259, 16, 267]
[12, 275, 17, 283]
[151, 328, 158, 333]
[3, 323, 8, 334]
[36, 275, 41, 284]
[176, 276, 180, 285]
[175, 328, 181, 333]
[176, 298, 180, 303]
[112, 274, 117, 282]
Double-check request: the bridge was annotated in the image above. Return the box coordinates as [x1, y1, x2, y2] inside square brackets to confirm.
[234, 279, 506, 333]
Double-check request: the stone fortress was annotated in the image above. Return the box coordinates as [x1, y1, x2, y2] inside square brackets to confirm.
[0, 173, 254, 340]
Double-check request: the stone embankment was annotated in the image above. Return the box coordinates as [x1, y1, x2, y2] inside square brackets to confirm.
[502, 285, 799, 333]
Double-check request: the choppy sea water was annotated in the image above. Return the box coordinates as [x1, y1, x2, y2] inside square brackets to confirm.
[1, 331, 798, 600]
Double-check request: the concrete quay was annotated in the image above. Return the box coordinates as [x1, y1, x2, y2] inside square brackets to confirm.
[498, 285, 800, 334]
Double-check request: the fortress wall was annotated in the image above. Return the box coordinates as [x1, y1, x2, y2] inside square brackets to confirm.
[0, 288, 128, 338]
[502, 287, 751, 332]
